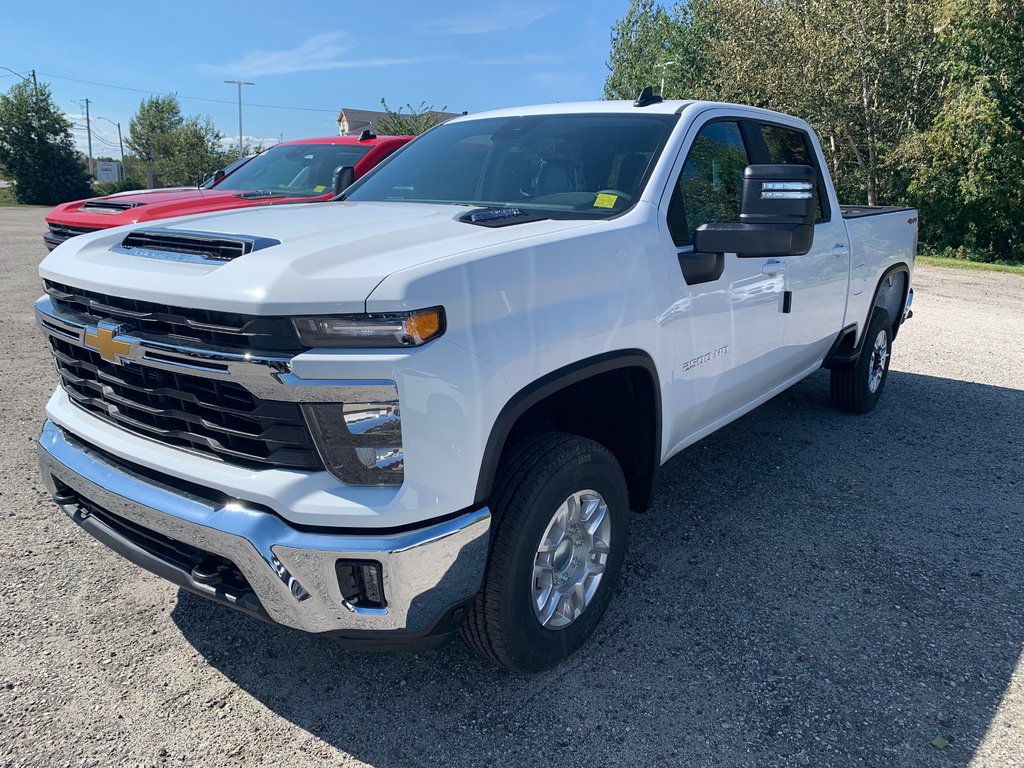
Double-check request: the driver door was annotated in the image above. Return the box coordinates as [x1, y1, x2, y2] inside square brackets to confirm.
[659, 115, 790, 452]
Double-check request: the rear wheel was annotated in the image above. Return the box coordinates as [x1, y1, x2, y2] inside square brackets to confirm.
[462, 432, 629, 671]
[830, 308, 892, 414]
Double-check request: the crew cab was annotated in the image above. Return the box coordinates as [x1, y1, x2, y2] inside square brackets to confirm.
[43, 134, 412, 250]
[34, 97, 915, 671]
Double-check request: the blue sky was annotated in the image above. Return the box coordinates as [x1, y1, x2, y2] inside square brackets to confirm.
[1, 0, 631, 156]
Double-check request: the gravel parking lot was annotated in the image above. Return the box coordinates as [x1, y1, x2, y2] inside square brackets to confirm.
[1, 205, 1022, 767]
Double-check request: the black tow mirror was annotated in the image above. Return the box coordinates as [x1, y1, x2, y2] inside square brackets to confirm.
[332, 165, 355, 198]
[693, 164, 816, 257]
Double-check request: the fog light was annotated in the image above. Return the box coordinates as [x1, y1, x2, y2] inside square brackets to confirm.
[303, 401, 404, 486]
[335, 560, 386, 609]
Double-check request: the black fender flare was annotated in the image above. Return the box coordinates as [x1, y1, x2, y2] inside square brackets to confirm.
[824, 262, 911, 369]
[474, 349, 662, 506]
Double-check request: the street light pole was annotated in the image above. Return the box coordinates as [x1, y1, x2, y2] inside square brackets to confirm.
[98, 116, 125, 180]
[655, 61, 678, 98]
[224, 80, 254, 160]
[83, 97, 93, 179]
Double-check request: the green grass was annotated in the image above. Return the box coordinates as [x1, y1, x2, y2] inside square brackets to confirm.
[918, 255, 1024, 275]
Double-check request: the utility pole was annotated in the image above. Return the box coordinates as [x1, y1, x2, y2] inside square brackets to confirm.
[224, 80, 254, 160]
[83, 98, 93, 179]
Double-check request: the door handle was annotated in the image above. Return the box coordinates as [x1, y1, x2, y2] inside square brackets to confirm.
[832, 244, 850, 257]
[761, 259, 786, 276]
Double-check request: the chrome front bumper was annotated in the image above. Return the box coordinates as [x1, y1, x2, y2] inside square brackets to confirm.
[37, 420, 491, 637]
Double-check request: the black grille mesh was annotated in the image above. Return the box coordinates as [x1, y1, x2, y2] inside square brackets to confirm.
[46, 223, 101, 243]
[49, 335, 323, 470]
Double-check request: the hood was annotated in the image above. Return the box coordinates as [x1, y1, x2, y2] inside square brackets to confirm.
[39, 201, 597, 315]
[46, 188, 268, 229]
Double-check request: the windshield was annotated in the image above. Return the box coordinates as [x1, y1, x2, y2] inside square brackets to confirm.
[343, 113, 678, 218]
[214, 143, 373, 197]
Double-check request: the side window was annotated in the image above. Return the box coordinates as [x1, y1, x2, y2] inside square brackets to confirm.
[759, 123, 829, 222]
[667, 121, 750, 247]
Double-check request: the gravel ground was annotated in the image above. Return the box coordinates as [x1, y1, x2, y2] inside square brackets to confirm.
[1, 205, 1022, 767]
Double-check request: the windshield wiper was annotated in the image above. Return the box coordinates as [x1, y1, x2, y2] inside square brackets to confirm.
[236, 189, 291, 199]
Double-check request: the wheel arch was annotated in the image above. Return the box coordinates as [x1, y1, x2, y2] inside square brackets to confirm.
[474, 349, 662, 513]
[873, 262, 912, 340]
[824, 261, 911, 370]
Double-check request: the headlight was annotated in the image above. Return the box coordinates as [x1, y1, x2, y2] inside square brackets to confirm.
[293, 307, 445, 348]
[302, 400, 404, 486]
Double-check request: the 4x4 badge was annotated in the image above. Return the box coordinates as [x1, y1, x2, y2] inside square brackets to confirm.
[83, 321, 134, 364]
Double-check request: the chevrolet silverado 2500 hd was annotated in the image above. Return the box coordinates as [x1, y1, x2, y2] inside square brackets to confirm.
[43, 133, 412, 250]
[35, 96, 916, 671]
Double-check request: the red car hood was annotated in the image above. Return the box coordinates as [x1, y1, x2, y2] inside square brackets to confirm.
[47, 188, 314, 229]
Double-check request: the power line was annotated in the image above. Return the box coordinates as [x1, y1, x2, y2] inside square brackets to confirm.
[37, 70, 337, 114]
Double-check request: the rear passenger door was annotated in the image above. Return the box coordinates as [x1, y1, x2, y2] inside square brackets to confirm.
[659, 114, 789, 451]
[749, 121, 850, 372]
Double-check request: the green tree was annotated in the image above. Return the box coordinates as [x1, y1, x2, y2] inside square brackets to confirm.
[904, 0, 1024, 261]
[377, 99, 449, 135]
[606, 0, 722, 101]
[612, 0, 940, 205]
[0, 80, 91, 204]
[604, 0, 675, 99]
[154, 116, 230, 187]
[126, 94, 182, 162]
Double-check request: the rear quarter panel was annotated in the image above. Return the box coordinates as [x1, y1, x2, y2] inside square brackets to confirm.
[844, 210, 918, 342]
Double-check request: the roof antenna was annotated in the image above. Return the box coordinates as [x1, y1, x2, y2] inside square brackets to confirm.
[633, 86, 663, 108]
[358, 129, 376, 141]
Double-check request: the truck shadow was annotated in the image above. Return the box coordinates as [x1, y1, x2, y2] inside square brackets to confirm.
[172, 368, 1024, 767]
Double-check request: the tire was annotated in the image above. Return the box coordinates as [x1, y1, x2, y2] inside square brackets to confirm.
[462, 432, 629, 672]
[830, 308, 893, 414]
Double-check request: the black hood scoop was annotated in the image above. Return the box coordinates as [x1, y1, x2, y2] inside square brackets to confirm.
[111, 227, 281, 265]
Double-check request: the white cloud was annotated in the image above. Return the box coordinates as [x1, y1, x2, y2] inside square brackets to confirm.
[429, 2, 558, 34]
[203, 32, 427, 77]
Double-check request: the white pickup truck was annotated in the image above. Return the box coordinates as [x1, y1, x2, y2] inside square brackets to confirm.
[35, 95, 916, 671]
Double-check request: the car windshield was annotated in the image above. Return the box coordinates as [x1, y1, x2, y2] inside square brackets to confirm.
[213, 143, 373, 197]
[343, 113, 678, 218]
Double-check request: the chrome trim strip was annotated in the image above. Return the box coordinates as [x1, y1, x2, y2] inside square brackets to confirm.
[110, 244, 228, 266]
[34, 297, 399, 403]
[37, 421, 490, 633]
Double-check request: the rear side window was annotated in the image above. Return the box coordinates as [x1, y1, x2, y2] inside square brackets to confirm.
[759, 124, 829, 222]
[667, 121, 750, 247]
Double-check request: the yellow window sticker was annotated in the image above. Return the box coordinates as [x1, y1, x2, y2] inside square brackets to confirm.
[313, 185, 327, 193]
[594, 193, 618, 209]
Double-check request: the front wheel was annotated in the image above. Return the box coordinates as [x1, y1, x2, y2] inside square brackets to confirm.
[830, 308, 893, 414]
[462, 433, 629, 671]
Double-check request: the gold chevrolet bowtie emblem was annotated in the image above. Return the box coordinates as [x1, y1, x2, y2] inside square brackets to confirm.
[84, 325, 133, 364]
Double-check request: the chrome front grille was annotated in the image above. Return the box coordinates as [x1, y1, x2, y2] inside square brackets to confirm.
[45, 223, 101, 248]
[44, 280, 304, 353]
[49, 223, 101, 237]
[48, 334, 323, 470]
